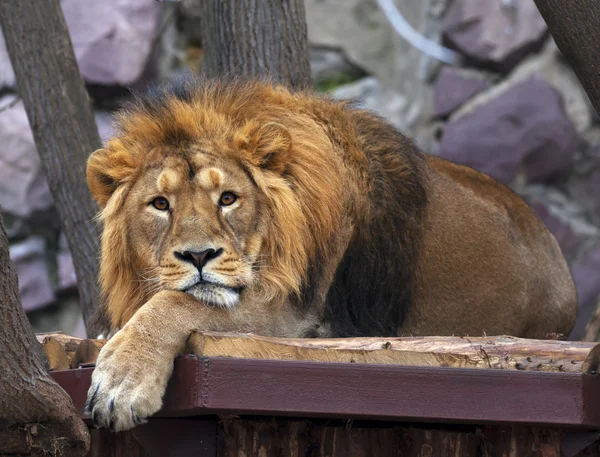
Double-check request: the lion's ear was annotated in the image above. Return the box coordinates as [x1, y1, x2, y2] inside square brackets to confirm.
[86, 148, 135, 209]
[237, 122, 292, 174]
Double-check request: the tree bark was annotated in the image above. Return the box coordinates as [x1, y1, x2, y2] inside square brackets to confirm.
[533, 0, 600, 116]
[0, 0, 102, 335]
[200, 0, 312, 89]
[0, 211, 90, 456]
[583, 297, 600, 342]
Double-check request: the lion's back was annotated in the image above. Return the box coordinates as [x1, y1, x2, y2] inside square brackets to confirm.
[401, 155, 577, 338]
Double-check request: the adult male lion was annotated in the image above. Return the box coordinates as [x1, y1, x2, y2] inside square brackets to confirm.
[85, 76, 576, 431]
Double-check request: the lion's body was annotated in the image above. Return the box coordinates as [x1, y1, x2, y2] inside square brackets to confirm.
[85, 77, 577, 431]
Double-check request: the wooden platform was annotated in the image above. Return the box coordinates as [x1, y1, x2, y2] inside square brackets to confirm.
[40, 332, 600, 456]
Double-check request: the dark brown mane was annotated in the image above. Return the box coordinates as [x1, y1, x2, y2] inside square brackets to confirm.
[320, 111, 428, 337]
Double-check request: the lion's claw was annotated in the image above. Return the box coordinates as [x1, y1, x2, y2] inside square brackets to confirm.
[85, 329, 173, 432]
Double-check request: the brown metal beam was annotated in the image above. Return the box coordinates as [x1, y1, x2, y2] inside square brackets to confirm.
[50, 355, 600, 428]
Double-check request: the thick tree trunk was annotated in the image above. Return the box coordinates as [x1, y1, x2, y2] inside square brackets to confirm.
[533, 0, 600, 116]
[0, 0, 102, 335]
[199, 0, 312, 89]
[0, 211, 89, 456]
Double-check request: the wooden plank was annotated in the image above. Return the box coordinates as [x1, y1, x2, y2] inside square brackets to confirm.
[187, 332, 600, 373]
[217, 418, 479, 457]
[480, 426, 561, 457]
[38, 331, 600, 373]
[50, 356, 600, 427]
[132, 418, 217, 457]
[87, 429, 147, 457]
[215, 418, 568, 457]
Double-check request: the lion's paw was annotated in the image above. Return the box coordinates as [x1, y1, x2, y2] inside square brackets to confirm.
[84, 329, 173, 432]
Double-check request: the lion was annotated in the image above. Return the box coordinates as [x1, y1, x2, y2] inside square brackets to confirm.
[84, 76, 576, 431]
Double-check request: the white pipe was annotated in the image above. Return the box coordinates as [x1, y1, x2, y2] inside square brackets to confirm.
[376, 0, 463, 66]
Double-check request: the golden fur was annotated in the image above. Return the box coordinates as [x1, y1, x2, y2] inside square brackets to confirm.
[85, 76, 577, 431]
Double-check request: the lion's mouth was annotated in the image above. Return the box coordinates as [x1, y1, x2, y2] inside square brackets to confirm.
[183, 280, 243, 309]
[185, 280, 243, 293]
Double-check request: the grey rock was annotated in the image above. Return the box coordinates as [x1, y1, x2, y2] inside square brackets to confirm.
[569, 246, 600, 340]
[176, 0, 203, 46]
[443, 0, 547, 69]
[306, 0, 444, 131]
[438, 77, 579, 185]
[10, 237, 55, 312]
[0, 96, 53, 218]
[332, 77, 409, 131]
[61, 0, 162, 85]
[305, 0, 391, 81]
[434, 67, 491, 117]
[310, 47, 364, 85]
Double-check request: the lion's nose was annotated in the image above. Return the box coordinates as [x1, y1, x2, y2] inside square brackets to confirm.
[175, 248, 223, 272]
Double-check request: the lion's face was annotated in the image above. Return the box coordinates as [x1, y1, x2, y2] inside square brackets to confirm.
[123, 149, 265, 308]
[87, 78, 345, 330]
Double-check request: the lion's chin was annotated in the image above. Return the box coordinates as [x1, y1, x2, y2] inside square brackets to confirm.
[183, 282, 241, 309]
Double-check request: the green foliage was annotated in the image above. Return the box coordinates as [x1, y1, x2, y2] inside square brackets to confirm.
[314, 73, 361, 93]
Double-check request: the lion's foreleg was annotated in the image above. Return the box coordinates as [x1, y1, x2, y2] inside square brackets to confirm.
[84, 290, 270, 431]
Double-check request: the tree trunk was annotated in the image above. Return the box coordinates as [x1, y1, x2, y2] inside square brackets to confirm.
[0, 211, 90, 456]
[200, 0, 312, 89]
[0, 0, 102, 335]
[533, 0, 600, 116]
[583, 297, 600, 342]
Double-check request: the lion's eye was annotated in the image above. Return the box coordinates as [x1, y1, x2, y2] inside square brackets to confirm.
[219, 192, 237, 206]
[151, 197, 170, 211]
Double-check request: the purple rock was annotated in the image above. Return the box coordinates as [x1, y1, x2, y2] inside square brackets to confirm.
[438, 77, 579, 185]
[434, 67, 490, 117]
[10, 238, 55, 312]
[569, 247, 600, 340]
[530, 203, 580, 260]
[95, 111, 115, 145]
[72, 317, 88, 339]
[0, 98, 53, 217]
[443, 0, 547, 69]
[58, 250, 77, 291]
[61, 0, 161, 85]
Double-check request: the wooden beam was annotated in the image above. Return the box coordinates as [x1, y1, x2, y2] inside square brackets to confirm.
[50, 356, 600, 427]
[37, 331, 600, 373]
[186, 331, 600, 373]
